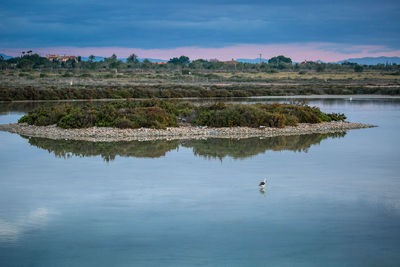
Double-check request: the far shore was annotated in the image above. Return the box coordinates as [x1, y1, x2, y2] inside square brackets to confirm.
[0, 121, 375, 142]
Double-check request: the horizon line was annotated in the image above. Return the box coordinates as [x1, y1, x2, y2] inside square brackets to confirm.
[2, 42, 400, 62]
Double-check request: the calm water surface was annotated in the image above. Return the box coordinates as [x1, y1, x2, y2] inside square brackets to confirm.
[0, 97, 400, 266]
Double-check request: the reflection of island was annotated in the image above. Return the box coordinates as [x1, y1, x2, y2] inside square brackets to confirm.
[182, 133, 345, 160]
[22, 136, 180, 161]
[22, 132, 346, 162]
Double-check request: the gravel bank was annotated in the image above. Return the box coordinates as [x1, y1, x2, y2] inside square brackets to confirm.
[0, 122, 375, 142]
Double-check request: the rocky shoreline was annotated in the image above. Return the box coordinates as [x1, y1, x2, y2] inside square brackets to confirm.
[0, 122, 375, 142]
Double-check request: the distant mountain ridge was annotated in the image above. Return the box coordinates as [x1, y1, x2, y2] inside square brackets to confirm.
[237, 56, 400, 65]
[335, 56, 400, 65]
[0, 53, 12, 60]
[80, 56, 104, 62]
[236, 58, 269, 63]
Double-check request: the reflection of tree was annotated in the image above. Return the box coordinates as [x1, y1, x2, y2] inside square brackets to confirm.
[0, 102, 39, 115]
[182, 133, 346, 160]
[0, 101, 103, 116]
[22, 136, 180, 161]
[22, 132, 346, 162]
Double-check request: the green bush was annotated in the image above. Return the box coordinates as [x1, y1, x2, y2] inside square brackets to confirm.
[18, 100, 346, 129]
[18, 105, 69, 126]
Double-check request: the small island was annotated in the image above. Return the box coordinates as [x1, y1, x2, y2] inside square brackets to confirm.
[0, 100, 374, 141]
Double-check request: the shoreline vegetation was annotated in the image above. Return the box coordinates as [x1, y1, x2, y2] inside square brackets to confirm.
[0, 53, 387, 139]
[17, 101, 347, 129]
[1, 83, 400, 102]
[0, 100, 374, 141]
[0, 54, 399, 102]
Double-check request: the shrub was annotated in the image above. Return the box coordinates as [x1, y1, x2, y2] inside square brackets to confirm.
[129, 107, 178, 129]
[18, 100, 346, 129]
[115, 118, 134, 128]
[58, 113, 81, 128]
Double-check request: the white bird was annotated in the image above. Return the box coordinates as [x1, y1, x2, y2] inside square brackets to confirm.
[259, 178, 267, 188]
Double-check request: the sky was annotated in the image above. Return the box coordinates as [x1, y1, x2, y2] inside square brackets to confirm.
[1, 0, 400, 61]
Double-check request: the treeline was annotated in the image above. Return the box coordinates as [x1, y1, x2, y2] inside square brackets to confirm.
[1, 53, 400, 73]
[18, 100, 346, 129]
[2, 83, 400, 102]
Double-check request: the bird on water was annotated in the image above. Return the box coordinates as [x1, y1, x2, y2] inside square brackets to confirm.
[259, 178, 267, 188]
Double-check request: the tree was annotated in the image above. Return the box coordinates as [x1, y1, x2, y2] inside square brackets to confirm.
[189, 59, 207, 69]
[268, 55, 292, 65]
[89, 55, 95, 62]
[354, 64, 363, 72]
[140, 59, 152, 70]
[66, 58, 77, 69]
[105, 54, 121, 69]
[17, 58, 34, 70]
[127, 53, 139, 64]
[107, 54, 117, 62]
[168, 57, 180, 64]
[316, 63, 326, 72]
[178, 55, 190, 65]
[168, 55, 190, 65]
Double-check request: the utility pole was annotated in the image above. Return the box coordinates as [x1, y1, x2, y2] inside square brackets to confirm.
[259, 53, 262, 64]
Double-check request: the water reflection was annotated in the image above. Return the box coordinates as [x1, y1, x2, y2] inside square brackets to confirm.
[259, 188, 266, 197]
[22, 132, 346, 161]
[0, 101, 104, 116]
[0, 208, 53, 243]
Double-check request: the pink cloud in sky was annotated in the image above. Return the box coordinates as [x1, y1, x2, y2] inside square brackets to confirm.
[2, 43, 400, 62]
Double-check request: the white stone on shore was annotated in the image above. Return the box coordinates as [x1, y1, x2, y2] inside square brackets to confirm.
[0, 122, 375, 142]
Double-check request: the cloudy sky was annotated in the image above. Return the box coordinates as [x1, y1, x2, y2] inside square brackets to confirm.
[1, 0, 399, 61]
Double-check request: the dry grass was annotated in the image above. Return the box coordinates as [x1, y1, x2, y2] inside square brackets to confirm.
[1, 70, 399, 89]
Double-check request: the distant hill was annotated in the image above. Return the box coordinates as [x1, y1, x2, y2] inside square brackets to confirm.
[0, 53, 12, 60]
[80, 56, 105, 62]
[336, 56, 400, 65]
[236, 58, 269, 63]
[138, 58, 168, 63]
[238, 56, 400, 65]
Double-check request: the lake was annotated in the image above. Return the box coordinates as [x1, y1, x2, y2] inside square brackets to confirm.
[0, 97, 399, 266]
